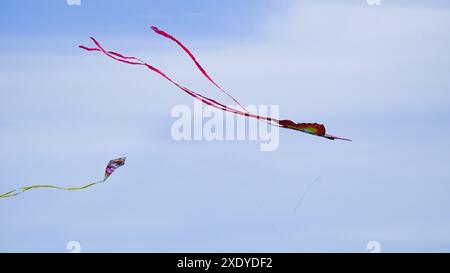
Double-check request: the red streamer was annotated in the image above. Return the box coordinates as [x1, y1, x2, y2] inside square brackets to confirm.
[150, 26, 249, 113]
[79, 27, 350, 141]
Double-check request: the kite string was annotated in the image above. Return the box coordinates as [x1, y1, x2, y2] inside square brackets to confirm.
[294, 177, 321, 211]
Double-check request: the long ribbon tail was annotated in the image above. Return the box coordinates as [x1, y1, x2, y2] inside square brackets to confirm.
[79, 45, 142, 62]
[79, 37, 350, 141]
[150, 26, 250, 113]
[80, 38, 271, 122]
[0, 181, 103, 198]
[82, 39, 274, 124]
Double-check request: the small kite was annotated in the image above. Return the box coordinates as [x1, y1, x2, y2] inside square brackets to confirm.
[79, 26, 351, 141]
[0, 157, 126, 199]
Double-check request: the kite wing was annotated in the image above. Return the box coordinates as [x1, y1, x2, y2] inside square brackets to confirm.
[276, 119, 351, 141]
[0, 157, 126, 199]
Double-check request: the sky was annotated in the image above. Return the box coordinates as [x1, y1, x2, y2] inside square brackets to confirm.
[1, 0, 450, 252]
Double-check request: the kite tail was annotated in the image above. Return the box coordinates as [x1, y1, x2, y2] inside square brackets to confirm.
[0, 189, 21, 198]
[79, 38, 273, 124]
[0, 181, 103, 198]
[150, 26, 250, 114]
[79, 33, 350, 141]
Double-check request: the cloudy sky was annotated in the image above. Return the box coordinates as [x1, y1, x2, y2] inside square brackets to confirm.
[1, 0, 450, 252]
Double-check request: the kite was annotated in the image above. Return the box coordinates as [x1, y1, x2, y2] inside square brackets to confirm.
[0, 157, 126, 199]
[79, 26, 351, 141]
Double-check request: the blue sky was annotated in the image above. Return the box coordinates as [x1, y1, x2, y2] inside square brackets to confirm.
[1, 0, 450, 252]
